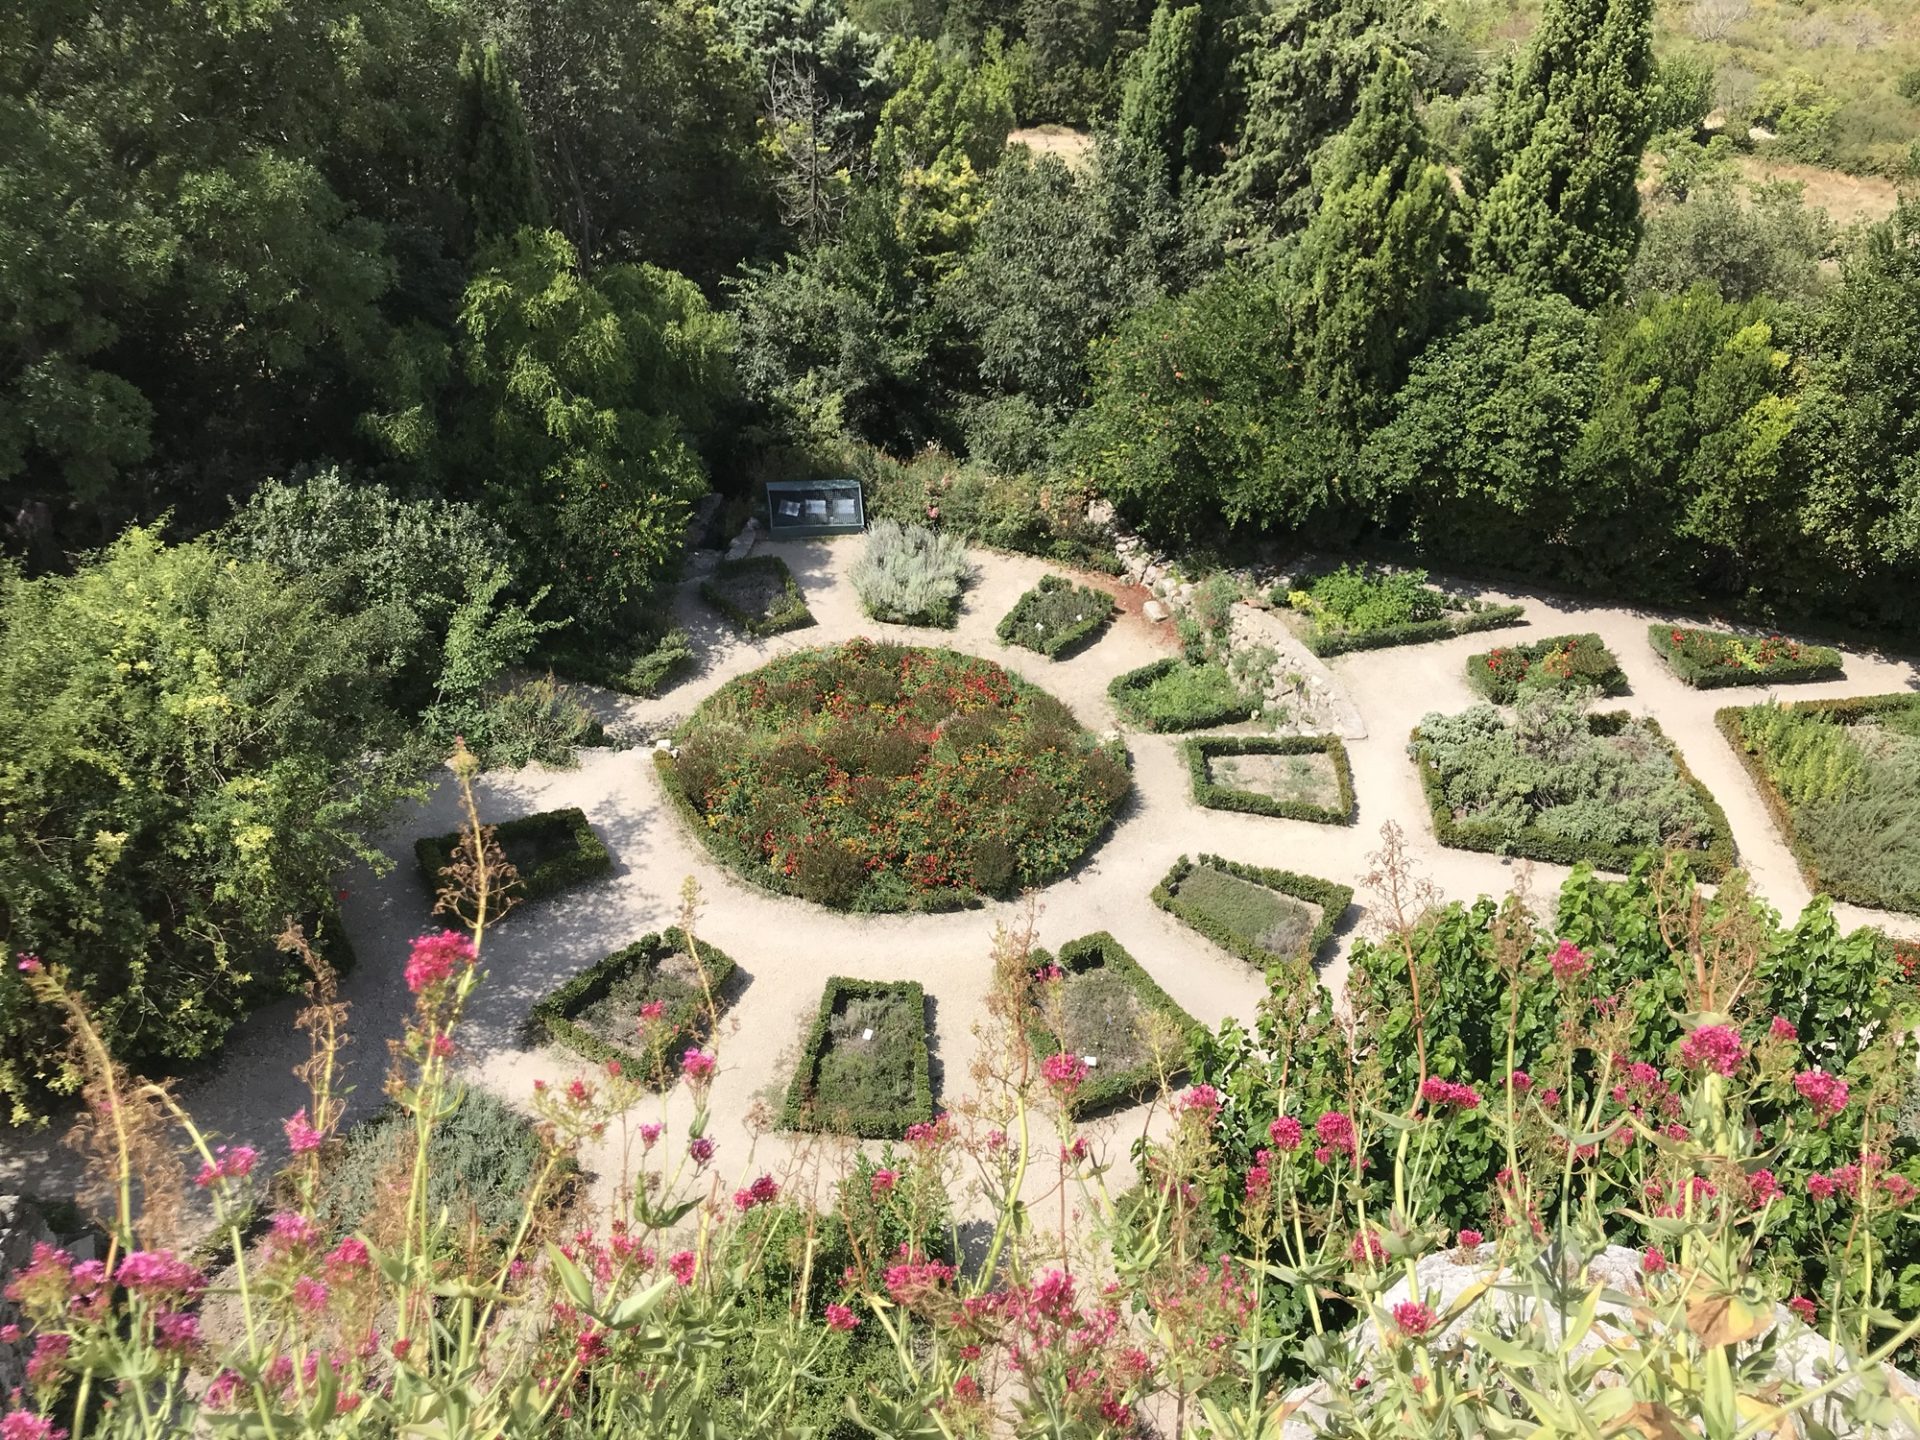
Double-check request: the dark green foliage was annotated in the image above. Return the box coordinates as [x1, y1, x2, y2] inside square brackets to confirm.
[1284, 564, 1525, 656]
[850, 445, 1119, 569]
[1413, 703, 1733, 878]
[1467, 632, 1627, 703]
[1183, 735, 1354, 824]
[1153, 854, 1352, 970]
[453, 42, 547, 252]
[997, 575, 1115, 657]
[785, 978, 934, 1137]
[1117, 3, 1204, 185]
[1107, 658, 1256, 732]
[701, 555, 815, 637]
[0, 530, 410, 1120]
[1028, 933, 1203, 1117]
[533, 928, 737, 1082]
[1650, 625, 1843, 688]
[414, 807, 612, 913]
[544, 622, 696, 698]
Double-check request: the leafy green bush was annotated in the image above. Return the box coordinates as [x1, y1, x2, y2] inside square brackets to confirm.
[996, 575, 1114, 658]
[1183, 735, 1354, 824]
[533, 928, 736, 1083]
[1467, 633, 1628, 703]
[1027, 933, 1203, 1118]
[1648, 624, 1842, 688]
[1152, 854, 1352, 970]
[1721, 696, 1920, 913]
[1282, 565, 1525, 656]
[660, 641, 1130, 911]
[849, 520, 972, 627]
[849, 443, 1116, 569]
[414, 807, 612, 914]
[700, 555, 814, 637]
[545, 621, 695, 698]
[1414, 695, 1732, 876]
[454, 674, 608, 771]
[784, 978, 933, 1138]
[1108, 657, 1257, 732]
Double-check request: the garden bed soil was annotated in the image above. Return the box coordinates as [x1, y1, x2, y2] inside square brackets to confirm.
[1056, 968, 1151, 1075]
[1207, 750, 1343, 811]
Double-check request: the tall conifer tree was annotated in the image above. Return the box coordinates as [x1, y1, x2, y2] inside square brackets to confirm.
[454, 42, 548, 253]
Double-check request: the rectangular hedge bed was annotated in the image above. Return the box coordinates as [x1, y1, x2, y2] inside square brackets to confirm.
[1279, 565, 1524, 657]
[1153, 854, 1352, 971]
[414, 807, 611, 912]
[1413, 714, 1734, 879]
[1108, 658, 1255, 733]
[1028, 933, 1203, 1118]
[1467, 633, 1628, 704]
[1650, 624, 1843, 689]
[700, 554, 814, 637]
[533, 928, 737, 1082]
[997, 574, 1115, 658]
[1183, 734, 1354, 824]
[1718, 695, 1920, 914]
[784, 977, 934, 1138]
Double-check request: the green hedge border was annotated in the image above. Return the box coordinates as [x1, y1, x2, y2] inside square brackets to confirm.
[700, 555, 815, 638]
[1465, 633, 1630, 704]
[1413, 712, 1734, 880]
[997, 575, 1115, 659]
[1152, 854, 1352, 971]
[1296, 602, 1526, 658]
[1717, 698, 1920, 913]
[414, 806, 611, 913]
[1648, 624, 1844, 690]
[532, 927, 738, 1079]
[1182, 734, 1355, 825]
[1027, 932, 1203, 1118]
[783, 977, 934, 1138]
[1107, 658, 1255, 733]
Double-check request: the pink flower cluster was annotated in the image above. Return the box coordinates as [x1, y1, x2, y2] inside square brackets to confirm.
[194, 1144, 259, 1188]
[1268, 1115, 1303, 1150]
[732, 1174, 779, 1212]
[284, 1108, 326, 1155]
[1792, 1069, 1849, 1125]
[115, 1250, 206, 1299]
[1178, 1084, 1222, 1121]
[1420, 1077, 1481, 1110]
[1769, 1015, 1798, 1042]
[1314, 1110, 1357, 1164]
[1245, 1148, 1277, 1202]
[1678, 1023, 1745, 1077]
[869, 1168, 898, 1199]
[668, 1250, 697, 1285]
[1550, 940, 1591, 981]
[680, 1048, 716, 1081]
[824, 1303, 860, 1332]
[884, 1249, 957, 1308]
[1042, 1051, 1088, 1098]
[1391, 1300, 1437, 1339]
[404, 930, 475, 993]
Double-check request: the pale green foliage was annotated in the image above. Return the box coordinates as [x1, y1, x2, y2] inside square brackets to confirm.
[1628, 178, 1832, 303]
[874, 36, 1016, 266]
[849, 519, 972, 624]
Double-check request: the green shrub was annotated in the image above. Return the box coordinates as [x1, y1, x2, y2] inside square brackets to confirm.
[451, 673, 608, 771]
[996, 574, 1114, 658]
[849, 520, 972, 627]
[1413, 695, 1732, 877]
[1152, 854, 1352, 971]
[1282, 564, 1525, 656]
[545, 621, 695, 697]
[1028, 933, 1204, 1118]
[1108, 657, 1257, 732]
[784, 977, 934, 1138]
[659, 641, 1130, 911]
[700, 555, 814, 637]
[532, 928, 737, 1084]
[414, 807, 611, 914]
[1467, 633, 1628, 703]
[1183, 735, 1354, 824]
[1648, 624, 1842, 689]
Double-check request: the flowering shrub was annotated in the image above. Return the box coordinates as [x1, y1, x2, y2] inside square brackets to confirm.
[661, 640, 1130, 909]
[996, 574, 1115, 658]
[1467, 631, 1627, 703]
[1650, 623, 1843, 688]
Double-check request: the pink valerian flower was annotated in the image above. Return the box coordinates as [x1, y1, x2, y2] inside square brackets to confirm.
[205, 1371, 243, 1410]
[153, 1312, 201, 1354]
[824, 1303, 859, 1332]
[1540, 1087, 1561, 1108]
[1245, 1148, 1276, 1202]
[1456, 1229, 1484, 1250]
[1349, 1229, 1386, 1264]
[1793, 1069, 1849, 1125]
[1391, 1301, 1438, 1339]
[325, 1238, 371, 1275]
[1747, 1169, 1784, 1208]
[1032, 964, 1064, 983]
[405, 930, 475, 993]
[1178, 1084, 1222, 1122]
[267, 1211, 320, 1253]
[687, 1136, 716, 1167]
[1315, 1111, 1357, 1160]
[667, 1251, 697, 1285]
[0, 1325, 17, 1344]
[638, 1000, 666, 1024]
[1788, 1296, 1817, 1325]
[576, 1329, 609, 1366]
[637, 1122, 663, 1150]
[1881, 1173, 1918, 1206]
[430, 1033, 456, 1059]
[680, 1048, 717, 1081]
[884, 1252, 957, 1308]
[115, 1250, 206, 1299]
[732, 1175, 780, 1212]
[15, 956, 43, 975]
[903, 1115, 952, 1147]
[1041, 1051, 1088, 1099]
[0, 1410, 61, 1440]
[1550, 940, 1591, 981]
[25, 1335, 69, 1387]
[1420, 1077, 1482, 1110]
[283, 1108, 325, 1155]
[1769, 1015, 1799, 1043]
[869, 1168, 899, 1199]
[1643, 1246, 1668, 1275]
[192, 1143, 259, 1189]
[1268, 1115, 1303, 1150]
[1509, 1069, 1533, 1094]
[1678, 1024, 1745, 1078]
[1807, 1172, 1838, 1201]
[290, 1276, 330, 1314]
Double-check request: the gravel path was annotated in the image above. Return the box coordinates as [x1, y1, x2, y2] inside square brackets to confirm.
[5, 538, 1916, 1226]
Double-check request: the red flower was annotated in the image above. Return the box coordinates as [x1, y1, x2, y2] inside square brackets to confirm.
[1391, 1300, 1438, 1338]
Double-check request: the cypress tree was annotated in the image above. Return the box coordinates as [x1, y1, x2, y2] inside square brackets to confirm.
[1466, 0, 1655, 308]
[454, 42, 548, 254]
[1289, 56, 1461, 423]
[1118, 2, 1205, 188]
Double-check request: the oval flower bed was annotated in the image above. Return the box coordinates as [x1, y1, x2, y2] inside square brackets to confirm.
[659, 639, 1132, 911]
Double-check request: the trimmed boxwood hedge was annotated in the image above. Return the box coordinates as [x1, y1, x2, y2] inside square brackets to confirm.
[1649, 624, 1843, 689]
[1413, 713, 1734, 879]
[1152, 854, 1352, 971]
[997, 575, 1115, 659]
[1467, 633, 1629, 703]
[1107, 657, 1254, 733]
[414, 806, 611, 913]
[532, 927, 737, 1079]
[1296, 602, 1526, 658]
[1183, 734, 1354, 825]
[700, 554, 814, 637]
[1027, 932, 1203, 1119]
[784, 977, 934, 1139]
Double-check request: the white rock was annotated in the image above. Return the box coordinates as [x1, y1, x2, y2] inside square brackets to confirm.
[1143, 600, 1170, 623]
